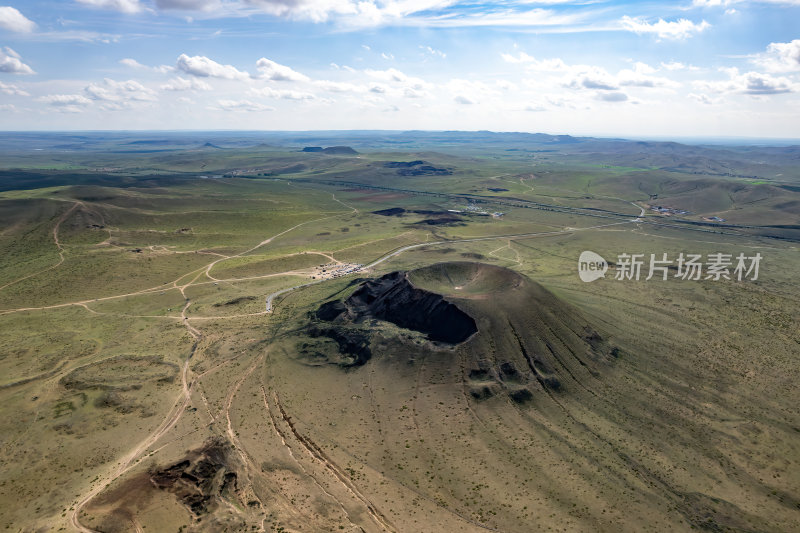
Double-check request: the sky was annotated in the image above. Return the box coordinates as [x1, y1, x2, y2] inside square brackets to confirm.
[0, 0, 799, 138]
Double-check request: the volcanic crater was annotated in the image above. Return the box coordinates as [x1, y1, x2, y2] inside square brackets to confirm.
[303, 262, 619, 404]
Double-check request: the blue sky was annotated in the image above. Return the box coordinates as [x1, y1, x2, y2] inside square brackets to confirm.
[0, 0, 799, 137]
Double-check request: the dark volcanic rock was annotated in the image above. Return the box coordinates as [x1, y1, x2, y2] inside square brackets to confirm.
[383, 160, 452, 176]
[384, 160, 426, 168]
[321, 146, 358, 155]
[373, 207, 407, 216]
[307, 325, 372, 367]
[328, 271, 478, 344]
[149, 439, 235, 517]
[397, 165, 451, 176]
[302, 146, 324, 152]
[414, 215, 463, 226]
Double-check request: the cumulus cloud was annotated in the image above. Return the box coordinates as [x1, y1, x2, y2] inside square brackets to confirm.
[692, 0, 735, 5]
[0, 47, 34, 75]
[39, 93, 92, 112]
[0, 80, 28, 96]
[753, 40, 800, 72]
[313, 80, 365, 93]
[248, 86, 315, 100]
[120, 58, 147, 69]
[403, 86, 428, 98]
[596, 91, 628, 102]
[453, 94, 475, 104]
[366, 67, 430, 94]
[0, 6, 36, 33]
[161, 76, 212, 91]
[120, 58, 173, 73]
[84, 78, 157, 108]
[661, 61, 699, 71]
[618, 68, 679, 89]
[155, 0, 220, 9]
[176, 54, 249, 80]
[524, 103, 547, 112]
[239, 0, 385, 24]
[501, 52, 568, 71]
[620, 16, 710, 39]
[365, 67, 409, 82]
[255, 58, 309, 82]
[697, 68, 795, 95]
[693, 0, 800, 6]
[688, 92, 720, 104]
[213, 99, 274, 112]
[563, 67, 619, 91]
[75, 0, 144, 13]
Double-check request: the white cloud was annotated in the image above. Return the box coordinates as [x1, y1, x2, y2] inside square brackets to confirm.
[255, 57, 309, 82]
[39, 93, 93, 114]
[120, 57, 173, 73]
[176, 54, 249, 79]
[314, 80, 365, 93]
[407, 6, 585, 28]
[661, 61, 699, 71]
[241, 0, 367, 23]
[161, 76, 212, 91]
[620, 16, 710, 40]
[0, 6, 36, 33]
[445, 78, 501, 105]
[596, 91, 628, 102]
[422, 45, 446, 58]
[0, 80, 28, 96]
[84, 78, 157, 105]
[0, 47, 34, 74]
[248, 86, 315, 100]
[690, 0, 800, 8]
[753, 40, 800, 73]
[403, 86, 428, 98]
[524, 103, 547, 112]
[155, 0, 221, 9]
[693, 0, 800, 6]
[365, 67, 408, 82]
[696, 69, 795, 95]
[75, 0, 144, 14]
[692, 0, 735, 5]
[501, 52, 568, 71]
[688, 92, 720, 104]
[564, 67, 619, 91]
[213, 99, 274, 112]
[618, 69, 679, 89]
[120, 58, 146, 69]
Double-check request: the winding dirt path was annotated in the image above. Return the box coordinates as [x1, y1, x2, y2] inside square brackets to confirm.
[0, 201, 82, 292]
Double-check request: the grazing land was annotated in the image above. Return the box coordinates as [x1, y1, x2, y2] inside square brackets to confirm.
[0, 131, 798, 533]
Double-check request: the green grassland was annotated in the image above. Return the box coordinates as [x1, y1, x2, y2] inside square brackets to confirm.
[0, 132, 797, 533]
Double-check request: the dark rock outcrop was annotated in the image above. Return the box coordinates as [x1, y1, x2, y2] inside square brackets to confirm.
[323, 271, 477, 345]
[321, 146, 358, 155]
[383, 160, 452, 176]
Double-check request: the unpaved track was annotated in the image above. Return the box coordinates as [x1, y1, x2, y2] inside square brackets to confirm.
[24, 189, 643, 531]
[0, 201, 82, 292]
[68, 204, 356, 531]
